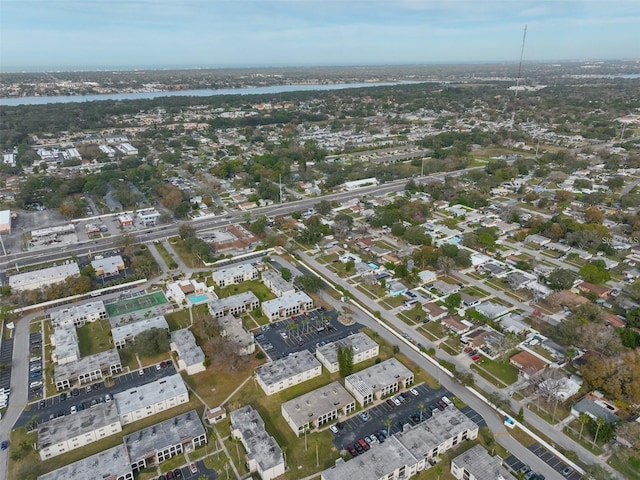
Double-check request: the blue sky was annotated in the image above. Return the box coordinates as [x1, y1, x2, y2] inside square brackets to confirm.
[1, 0, 638, 70]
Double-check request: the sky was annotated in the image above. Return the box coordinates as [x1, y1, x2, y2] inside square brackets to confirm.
[1, 0, 639, 71]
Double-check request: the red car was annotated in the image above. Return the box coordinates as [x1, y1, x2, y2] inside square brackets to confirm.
[472, 354, 481, 361]
[358, 439, 370, 451]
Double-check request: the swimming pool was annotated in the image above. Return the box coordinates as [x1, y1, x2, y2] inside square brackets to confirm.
[188, 294, 209, 303]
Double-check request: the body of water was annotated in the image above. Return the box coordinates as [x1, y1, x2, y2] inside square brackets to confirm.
[0, 81, 418, 106]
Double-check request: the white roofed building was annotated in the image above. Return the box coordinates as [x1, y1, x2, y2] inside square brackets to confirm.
[345, 358, 414, 406]
[212, 263, 258, 287]
[261, 291, 314, 321]
[9, 262, 80, 291]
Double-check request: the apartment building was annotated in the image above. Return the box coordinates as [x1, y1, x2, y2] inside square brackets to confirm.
[207, 291, 259, 319]
[218, 314, 255, 355]
[51, 324, 80, 365]
[261, 291, 314, 321]
[170, 329, 206, 375]
[211, 263, 258, 287]
[450, 444, 512, 480]
[9, 262, 80, 291]
[54, 348, 122, 390]
[315, 332, 379, 373]
[38, 402, 122, 460]
[37, 445, 133, 480]
[255, 350, 322, 396]
[281, 381, 356, 435]
[230, 406, 285, 480]
[113, 374, 189, 425]
[49, 300, 107, 327]
[111, 316, 169, 349]
[345, 358, 414, 406]
[261, 269, 295, 297]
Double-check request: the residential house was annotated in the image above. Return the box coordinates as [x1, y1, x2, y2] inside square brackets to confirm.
[510, 351, 547, 380]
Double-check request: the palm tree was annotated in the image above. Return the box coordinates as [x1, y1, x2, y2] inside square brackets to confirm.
[435, 464, 443, 480]
[578, 412, 590, 441]
[384, 419, 393, 437]
[418, 403, 426, 422]
[592, 417, 605, 448]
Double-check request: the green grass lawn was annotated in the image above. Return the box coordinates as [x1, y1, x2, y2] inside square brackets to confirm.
[155, 241, 177, 269]
[421, 321, 448, 340]
[168, 236, 211, 268]
[165, 309, 191, 331]
[608, 449, 640, 480]
[472, 357, 518, 386]
[216, 280, 276, 303]
[77, 319, 113, 356]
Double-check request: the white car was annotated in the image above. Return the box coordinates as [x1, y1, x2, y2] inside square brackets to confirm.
[410, 388, 419, 396]
[329, 425, 339, 434]
[70, 406, 77, 414]
[442, 396, 454, 407]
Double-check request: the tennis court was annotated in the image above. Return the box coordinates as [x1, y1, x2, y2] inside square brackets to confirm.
[105, 291, 168, 317]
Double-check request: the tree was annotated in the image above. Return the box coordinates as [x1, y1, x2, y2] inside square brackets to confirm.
[314, 200, 332, 216]
[616, 421, 640, 450]
[437, 256, 455, 276]
[384, 419, 393, 437]
[584, 206, 604, 224]
[179, 224, 196, 240]
[295, 274, 324, 292]
[444, 293, 461, 310]
[133, 327, 170, 357]
[548, 268, 575, 291]
[580, 262, 611, 284]
[578, 412, 591, 441]
[337, 346, 354, 377]
[280, 267, 292, 282]
[584, 464, 615, 480]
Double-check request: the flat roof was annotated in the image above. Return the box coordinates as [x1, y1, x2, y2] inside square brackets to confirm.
[52, 324, 79, 361]
[111, 315, 169, 344]
[37, 444, 131, 480]
[124, 410, 204, 464]
[230, 405, 284, 473]
[208, 291, 259, 315]
[261, 269, 294, 293]
[212, 263, 257, 282]
[282, 381, 355, 427]
[451, 444, 512, 479]
[256, 350, 321, 387]
[316, 332, 378, 365]
[345, 358, 413, 398]
[49, 300, 106, 324]
[9, 263, 80, 289]
[170, 329, 205, 367]
[54, 348, 121, 383]
[91, 255, 124, 273]
[38, 402, 119, 449]
[261, 291, 313, 315]
[218, 314, 254, 348]
[114, 374, 188, 416]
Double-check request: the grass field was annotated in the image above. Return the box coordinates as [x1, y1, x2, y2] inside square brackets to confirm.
[77, 319, 113, 356]
[216, 280, 276, 303]
[472, 357, 518, 386]
[105, 291, 168, 317]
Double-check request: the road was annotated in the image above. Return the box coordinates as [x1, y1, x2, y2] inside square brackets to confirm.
[294, 249, 622, 479]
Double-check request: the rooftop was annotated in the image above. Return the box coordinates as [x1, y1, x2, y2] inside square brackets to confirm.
[52, 324, 79, 362]
[316, 332, 378, 365]
[124, 410, 205, 464]
[451, 444, 512, 479]
[54, 348, 120, 383]
[37, 444, 131, 480]
[48, 300, 106, 325]
[170, 328, 205, 367]
[114, 374, 188, 416]
[111, 316, 169, 344]
[261, 291, 313, 316]
[345, 358, 413, 398]
[261, 269, 295, 294]
[208, 291, 259, 316]
[256, 350, 321, 387]
[230, 405, 284, 473]
[9, 263, 80, 289]
[218, 314, 254, 348]
[38, 402, 120, 449]
[212, 263, 257, 282]
[282, 381, 355, 427]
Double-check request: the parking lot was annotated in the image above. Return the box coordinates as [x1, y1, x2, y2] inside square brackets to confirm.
[254, 308, 363, 360]
[0, 339, 13, 392]
[330, 383, 485, 452]
[28, 332, 43, 400]
[16, 361, 177, 429]
[528, 442, 582, 480]
[151, 459, 216, 480]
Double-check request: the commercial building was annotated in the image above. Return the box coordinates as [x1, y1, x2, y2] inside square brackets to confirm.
[117, 214, 134, 227]
[91, 255, 126, 277]
[49, 300, 108, 327]
[31, 224, 76, 243]
[281, 382, 356, 435]
[0, 209, 10, 233]
[124, 410, 207, 472]
[321, 407, 478, 480]
[137, 209, 161, 226]
[170, 329, 206, 375]
[9, 262, 80, 291]
[345, 358, 414, 406]
[114, 374, 189, 425]
[54, 348, 122, 390]
[255, 350, 322, 396]
[262, 269, 295, 297]
[315, 332, 379, 373]
[37, 444, 134, 480]
[343, 177, 379, 190]
[116, 143, 138, 156]
[230, 406, 285, 480]
[261, 291, 314, 321]
[51, 324, 80, 365]
[111, 316, 169, 349]
[450, 444, 512, 480]
[165, 278, 208, 304]
[38, 402, 122, 460]
[207, 291, 259, 319]
[218, 314, 255, 355]
[211, 263, 258, 287]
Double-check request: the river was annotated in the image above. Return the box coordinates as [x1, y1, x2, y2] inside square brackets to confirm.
[0, 81, 419, 107]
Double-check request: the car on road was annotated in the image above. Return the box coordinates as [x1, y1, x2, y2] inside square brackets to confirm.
[329, 425, 339, 434]
[1, 440, 8, 450]
[562, 467, 574, 477]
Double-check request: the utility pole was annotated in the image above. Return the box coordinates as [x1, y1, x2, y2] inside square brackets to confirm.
[279, 174, 283, 205]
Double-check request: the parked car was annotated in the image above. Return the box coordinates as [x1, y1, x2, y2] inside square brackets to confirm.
[357, 439, 370, 451]
[353, 443, 364, 454]
[347, 445, 357, 457]
[166, 470, 175, 480]
[70, 406, 77, 414]
[1, 441, 8, 450]
[442, 396, 454, 407]
[189, 463, 198, 474]
[410, 388, 419, 396]
[471, 354, 481, 362]
[329, 425, 339, 434]
[562, 467, 574, 477]
[391, 396, 401, 406]
[437, 400, 447, 410]
[358, 412, 370, 422]
[138, 369, 145, 376]
[173, 468, 183, 479]
[386, 399, 395, 407]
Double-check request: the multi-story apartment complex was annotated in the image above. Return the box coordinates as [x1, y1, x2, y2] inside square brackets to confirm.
[345, 358, 414, 406]
[54, 348, 122, 390]
[211, 263, 258, 287]
[315, 332, 379, 373]
[170, 329, 206, 375]
[207, 291, 259, 319]
[255, 350, 322, 395]
[49, 300, 108, 327]
[261, 291, 314, 321]
[37, 445, 134, 480]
